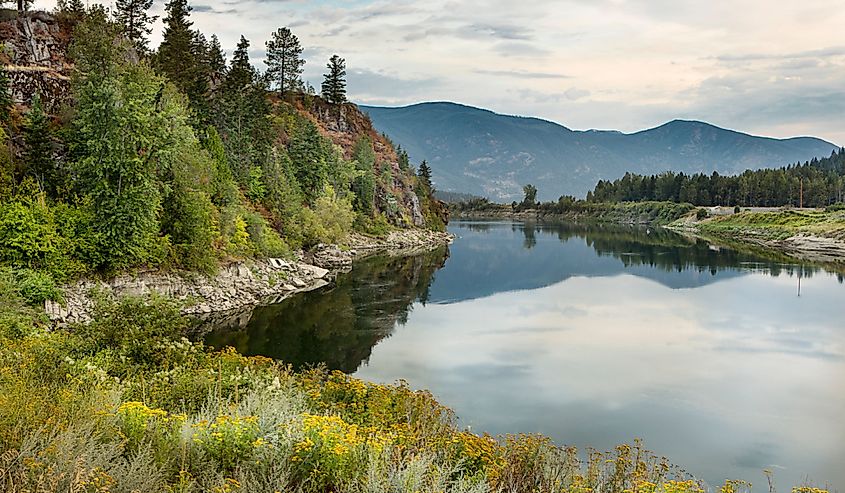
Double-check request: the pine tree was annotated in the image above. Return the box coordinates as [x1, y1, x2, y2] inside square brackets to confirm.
[224, 35, 256, 92]
[265, 27, 305, 96]
[23, 94, 55, 196]
[321, 54, 347, 105]
[207, 34, 227, 79]
[114, 0, 156, 53]
[156, 0, 203, 100]
[418, 160, 433, 190]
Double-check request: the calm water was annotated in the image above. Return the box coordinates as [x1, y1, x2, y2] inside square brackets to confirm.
[206, 221, 845, 489]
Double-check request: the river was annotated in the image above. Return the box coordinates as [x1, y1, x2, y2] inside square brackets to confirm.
[205, 220, 845, 489]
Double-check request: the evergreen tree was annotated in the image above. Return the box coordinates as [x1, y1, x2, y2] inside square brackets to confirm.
[224, 35, 256, 92]
[418, 160, 433, 190]
[156, 0, 208, 108]
[114, 0, 156, 53]
[289, 122, 328, 205]
[57, 0, 85, 17]
[207, 34, 227, 86]
[22, 94, 55, 196]
[0, 66, 10, 127]
[321, 54, 347, 105]
[265, 27, 305, 96]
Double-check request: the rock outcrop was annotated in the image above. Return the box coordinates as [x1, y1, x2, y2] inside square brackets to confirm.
[45, 257, 331, 326]
[1, 12, 72, 113]
[45, 229, 454, 326]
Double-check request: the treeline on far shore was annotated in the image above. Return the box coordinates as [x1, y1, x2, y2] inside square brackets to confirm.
[450, 147, 845, 219]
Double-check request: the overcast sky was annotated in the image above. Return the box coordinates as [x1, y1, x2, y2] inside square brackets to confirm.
[35, 0, 845, 144]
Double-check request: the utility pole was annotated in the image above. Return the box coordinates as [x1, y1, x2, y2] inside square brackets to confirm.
[799, 178, 804, 209]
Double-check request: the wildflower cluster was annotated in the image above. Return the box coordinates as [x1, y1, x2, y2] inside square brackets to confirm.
[192, 415, 263, 471]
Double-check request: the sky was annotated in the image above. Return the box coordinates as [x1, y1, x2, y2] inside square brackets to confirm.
[34, 0, 845, 144]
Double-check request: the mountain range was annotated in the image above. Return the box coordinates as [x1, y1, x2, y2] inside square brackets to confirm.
[362, 102, 839, 201]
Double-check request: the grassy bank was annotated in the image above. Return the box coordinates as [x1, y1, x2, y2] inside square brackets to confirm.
[689, 208, 845, 241]
[1, 276, 820, 493]
[453, 201, 694, 226]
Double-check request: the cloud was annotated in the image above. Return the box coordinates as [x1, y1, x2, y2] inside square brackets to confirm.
[28, 0, 845, 143]
[474, 69, 570, 79]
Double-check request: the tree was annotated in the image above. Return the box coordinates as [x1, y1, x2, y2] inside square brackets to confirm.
[207, 34, 227, 90]
[522, 184, 538, 208]
[288, 121, 328, 205]
[0, 65, 10, 127]
[114, 0, 156, 53]
[321, 54, 347, 105]
[22, 94, 55, 196]
[224, 36, 255, 92]
[156, 0, 208, 109]
[418, 160, 433, 190]
[352, 137, 376, 215]
[57, 0, 85, 16]
[265, 27, 305, 96]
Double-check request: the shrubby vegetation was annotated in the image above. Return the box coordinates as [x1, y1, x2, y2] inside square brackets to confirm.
[0, 279, 792, 493]
[452, 189, 694, 225]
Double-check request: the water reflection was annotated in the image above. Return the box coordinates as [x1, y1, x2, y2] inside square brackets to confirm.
[204, 247, 447, 372]
[206, 220, 845, 489]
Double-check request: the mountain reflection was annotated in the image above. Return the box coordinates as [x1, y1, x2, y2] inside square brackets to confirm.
[427, 220, 838, 303]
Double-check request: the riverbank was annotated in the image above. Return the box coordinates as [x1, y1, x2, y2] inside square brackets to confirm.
[45, 229, 454, 325]
[670, 208, 845, 264]
[452, 201, 694, 225]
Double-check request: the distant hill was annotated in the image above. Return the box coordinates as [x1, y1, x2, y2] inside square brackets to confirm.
[362, 102, 838, 201]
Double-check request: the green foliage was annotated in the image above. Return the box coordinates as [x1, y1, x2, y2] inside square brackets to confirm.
[590, 149, 845, 208]
[161, 150, 220, 272]
[245, 165, 267, 201]
[351, 137, 377, 215]
[73, 293, 189, 370]
[22, 93, 58, 197]
[418, 160, 433, 190]
[155, 0, 208, 110]
[521, 184, 538, 209]
[265, 27, 305, 96]
[289, 121, 329, 205]
[301, 185, 355, 246]
[71, 15, 166, 269]
[0, 199, 79, 279]
[10, 268, 62, 305]
[0, 64, 10, 127]
[321, 54, 347, 105]
[696, 207, 708, 220]
[114, 0, 155, 53]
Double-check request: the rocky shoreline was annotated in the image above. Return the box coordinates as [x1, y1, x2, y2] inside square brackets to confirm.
[45, 229, 454, 326]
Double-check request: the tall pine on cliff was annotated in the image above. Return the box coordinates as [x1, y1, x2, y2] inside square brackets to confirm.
[321, 55, 347, 105]
[114, 0, 156, 53]
[265, 27, 305, 97]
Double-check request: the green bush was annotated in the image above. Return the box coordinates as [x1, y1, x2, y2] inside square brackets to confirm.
[695, 208, 708, 220]
[301, 186, 355, 246]
[12, 268, 62, 305]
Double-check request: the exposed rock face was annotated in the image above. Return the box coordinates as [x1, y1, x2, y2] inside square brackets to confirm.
[1, 12, 72, 113]
[45, 230, 454, 326]
[45, 257, 331, 326]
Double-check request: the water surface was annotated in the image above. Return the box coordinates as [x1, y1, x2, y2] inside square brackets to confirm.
[206, 221, 845, 489]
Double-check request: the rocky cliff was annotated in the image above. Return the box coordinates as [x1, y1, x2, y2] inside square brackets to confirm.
[0, 11, 72, 115]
